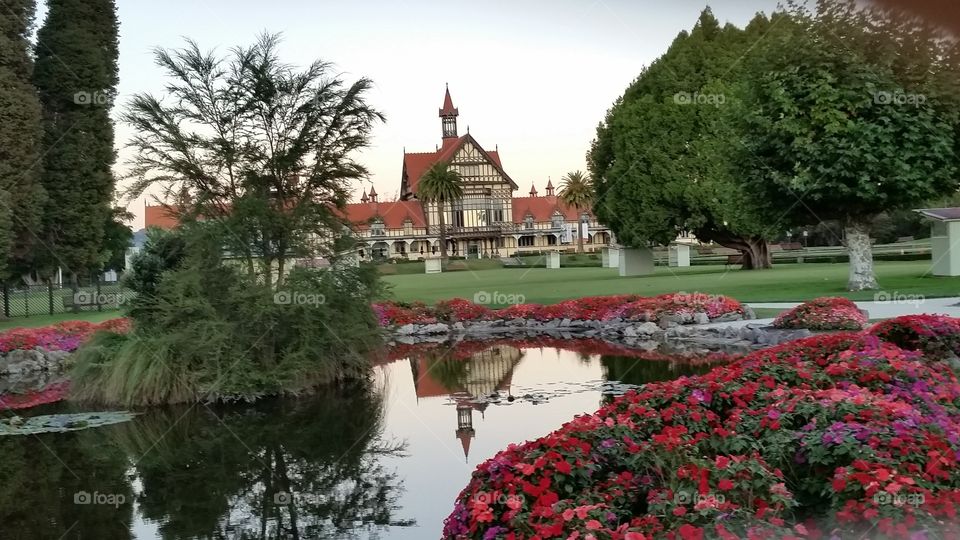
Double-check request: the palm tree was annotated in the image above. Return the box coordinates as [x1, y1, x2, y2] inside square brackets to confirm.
[418, 161, 464, 260]
[559, 170, 594, 253]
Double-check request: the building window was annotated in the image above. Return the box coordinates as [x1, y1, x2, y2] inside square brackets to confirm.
[394, 242, 406, 254]
[546, 235, 557, 246]
[551, 213, 564, 229]
[496, 237, 505, 248]
[403, 219, 413, 235]
[524, 215, 534, 229]
[371, 219, 385, 236]
[519, 235, 535, 247]
[454, 209, 465, 228]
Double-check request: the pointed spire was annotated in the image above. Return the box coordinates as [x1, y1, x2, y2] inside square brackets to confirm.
[368, 185, 378, 203]
[360, 189, 369, 204]
[545, 177, 555, 197]
[529, 183, 538, 197]
[439, 83, 458, 117]
[440, 84, 459, 139]
[458, 430, 472, 462]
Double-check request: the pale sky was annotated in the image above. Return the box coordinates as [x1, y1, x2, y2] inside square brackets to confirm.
[86, 0, 783, 228]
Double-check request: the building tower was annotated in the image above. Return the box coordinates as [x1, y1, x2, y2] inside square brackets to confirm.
[368, 185, 378, 203]
[439, 84, 459, 139]
[545, 178, 555, 197]
[529, 183, 538, 197]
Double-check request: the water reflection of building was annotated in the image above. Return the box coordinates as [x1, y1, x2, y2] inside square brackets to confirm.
[409, 345, 522, 461]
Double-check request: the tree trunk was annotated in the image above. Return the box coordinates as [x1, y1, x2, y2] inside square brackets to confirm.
[438, 200, 448, 260]
[845, 219, 879, 291]
[710, 234, 772, 270]
[577, 223, 584, 254]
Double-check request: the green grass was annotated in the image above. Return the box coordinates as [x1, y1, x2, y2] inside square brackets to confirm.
[381, 261, 960, 305]
[0, 310, 122, 331]
[752, 308, 788, 319]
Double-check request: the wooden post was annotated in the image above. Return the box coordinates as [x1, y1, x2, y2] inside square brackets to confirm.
[48, 280, 54, 315]
[96, 273, 102, 312]
[2, 283, 8, 318]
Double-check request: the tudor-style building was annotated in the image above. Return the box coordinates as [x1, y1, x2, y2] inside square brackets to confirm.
[343, 86, 613, 260]
[141, 87, 615, 260]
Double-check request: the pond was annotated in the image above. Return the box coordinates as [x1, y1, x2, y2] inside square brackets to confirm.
[0, 339, 733, 539]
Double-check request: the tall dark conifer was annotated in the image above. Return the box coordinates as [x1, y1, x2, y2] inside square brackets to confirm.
[0, 0, 46, 280]
[33, 0, 119, 282]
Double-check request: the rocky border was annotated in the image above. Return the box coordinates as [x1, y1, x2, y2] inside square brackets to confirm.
[386, 307, 813, 353]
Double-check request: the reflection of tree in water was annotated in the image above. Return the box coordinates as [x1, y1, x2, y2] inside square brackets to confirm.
[600, 355, 716, 387]
[0, 410, 134, 539]
[423, 353, 470, 391]
[110, 381, 411, 539]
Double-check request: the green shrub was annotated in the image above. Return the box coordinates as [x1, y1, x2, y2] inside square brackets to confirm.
[71, 227, 384, 406]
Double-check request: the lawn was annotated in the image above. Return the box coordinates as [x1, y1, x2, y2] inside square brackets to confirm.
[381, 261, 960, 305]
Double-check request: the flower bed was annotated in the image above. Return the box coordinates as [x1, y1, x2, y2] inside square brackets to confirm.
[869, 314, 960, 359]
[0, 318, 131, 354]
[375, 293, 745, 328]
[772, 296, 867, 331]
[443, 317, 960, 539]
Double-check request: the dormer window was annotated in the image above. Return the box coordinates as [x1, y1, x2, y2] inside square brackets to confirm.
[371, 219, 385, 236]
[403, 218, 413, 235]
[524, 215, 535, 230]
[551, 213, 565, 229]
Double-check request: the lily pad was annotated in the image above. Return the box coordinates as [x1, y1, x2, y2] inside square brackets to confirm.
[0, 411, 138, 436]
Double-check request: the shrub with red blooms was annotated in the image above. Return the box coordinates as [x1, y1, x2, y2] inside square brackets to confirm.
[373, 293, 744, 328]
[443, 322, 960, 539]
[0, 318, 131, 354]
[869, 314, 960, 359]
[772, 296, 867, 331]
[435, 298, 494, 323]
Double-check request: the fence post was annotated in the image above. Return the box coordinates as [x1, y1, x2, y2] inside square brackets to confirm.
[48, 280, 54, 315]
[2, 283, 8, 318]
[24, 287, 28, 317]
[96, 273, 102, 312]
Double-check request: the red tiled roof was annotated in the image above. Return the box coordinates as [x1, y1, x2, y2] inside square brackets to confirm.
[144, 205, 181, 230]
[402, 134, 510, 197]
[511, 196, 589, 223]
[341, 199, 427, 230]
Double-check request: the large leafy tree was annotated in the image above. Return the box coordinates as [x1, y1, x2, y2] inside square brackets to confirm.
[124, 34, 384, 288]
[33, 0, 119, 284]
[418, 161, 464, 260]
[558, 170, 593, 253]
[0, 0, 46, 281]
[589, 9, 784, 269]
[739, 1, 960, 290]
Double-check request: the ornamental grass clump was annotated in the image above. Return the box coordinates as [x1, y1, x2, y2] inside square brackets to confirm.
[443, 319, 960, 539]
[772, 297, 867, 331]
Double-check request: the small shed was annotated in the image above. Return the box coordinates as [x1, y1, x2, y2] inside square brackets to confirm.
[916, 207, 960, 276]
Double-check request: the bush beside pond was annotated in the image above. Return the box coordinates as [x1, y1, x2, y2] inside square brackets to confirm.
[443, 316, 960, 539]
[67, 226, 385, 406]
[772, 297, 867, 331]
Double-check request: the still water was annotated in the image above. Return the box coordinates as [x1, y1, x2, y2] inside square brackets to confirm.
[0, 340, 722, 540]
